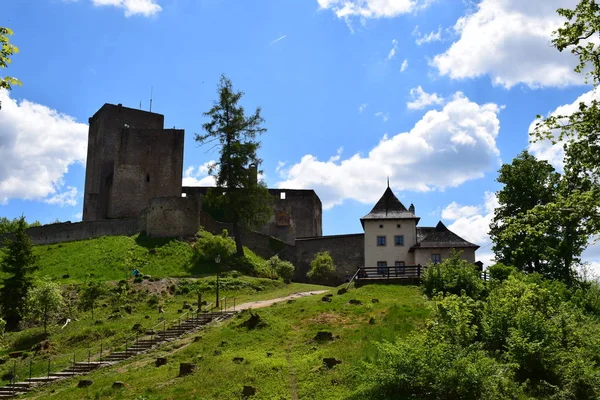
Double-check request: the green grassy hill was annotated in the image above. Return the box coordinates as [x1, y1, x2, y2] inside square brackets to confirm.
[18, 284, 429, 400]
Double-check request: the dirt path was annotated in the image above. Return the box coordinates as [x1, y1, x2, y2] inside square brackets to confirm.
[226, 290, 329, 312]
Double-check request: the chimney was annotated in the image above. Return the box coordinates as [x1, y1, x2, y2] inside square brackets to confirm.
[248, 163, 258, 185]
[409, 203, 415, 214]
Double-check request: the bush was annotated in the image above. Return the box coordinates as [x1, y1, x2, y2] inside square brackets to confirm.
[487, 263, 518, 283]
[421, 250, 485, 299]
[193, 229, 236, 267]
[266, 255, 295, 282]
[306, 251, 335, 281]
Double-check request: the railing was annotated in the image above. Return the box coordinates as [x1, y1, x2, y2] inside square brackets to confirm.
[355, 265, 490, 282]
[1, 299, 237, 391]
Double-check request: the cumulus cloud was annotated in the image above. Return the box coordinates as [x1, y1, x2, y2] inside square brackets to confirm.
[182, 162, 217, 187]
[0, 90, 88, 204]
[407, 86, 444, 110]
[317, 0, 433, 25]
[400, 59, 408, 72]
[73, 0, 162, 17]
[387, 39, 398, 60]
[358, 103, 368, 113]
[413, 25, 442, 45]
[44, 187, 79, 207]
[432, 0, 583, 88]
[528, 88, 600, 171]
[276, 92, 502, 209]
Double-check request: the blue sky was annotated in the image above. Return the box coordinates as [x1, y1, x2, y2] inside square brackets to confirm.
[1, 0, 598, 267]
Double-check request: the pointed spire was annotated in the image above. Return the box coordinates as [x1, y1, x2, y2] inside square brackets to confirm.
[387, 176, 390, 188]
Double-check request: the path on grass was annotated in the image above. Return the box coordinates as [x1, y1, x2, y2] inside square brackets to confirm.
[226, 290, 329, 312]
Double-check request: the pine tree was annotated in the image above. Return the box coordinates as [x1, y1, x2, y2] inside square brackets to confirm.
[0, 216, 38, 330]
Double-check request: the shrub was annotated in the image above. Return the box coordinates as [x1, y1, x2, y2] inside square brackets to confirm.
[266, 255, 295, 282]
[487, 263, 518, 283]
[306, 251, 335, 281]
[421, 250, 485, 299]
[193, 229, 235, 267]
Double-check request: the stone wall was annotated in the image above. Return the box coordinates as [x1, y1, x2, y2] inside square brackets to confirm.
[109, 127, 184, 219]
[143, 196, 201, 238]
[295, 234, 365, 284]
[10, 218, 141, 246]
[83, 104, 165, 221]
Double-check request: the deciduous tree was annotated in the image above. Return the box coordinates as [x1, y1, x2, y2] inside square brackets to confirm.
[0, 26, 21, 94]
[25, 278, 64, 334]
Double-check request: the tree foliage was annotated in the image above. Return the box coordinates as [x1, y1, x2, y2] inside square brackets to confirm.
[532, 0, 600, 252]
[0, 216, 38, 330]
[489, 150, 588, 282]
[195, 74, 273, 256]
[0, 216, 41, 235]
[307, 251, 335, 281]
[421, 250, 485, 299]
[0, 26, 21, 93]
[266, 255, 295, 281]
[25, 278, 64, 333]
[79, 280, 108, 321]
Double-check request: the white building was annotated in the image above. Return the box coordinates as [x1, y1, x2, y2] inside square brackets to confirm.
[361, 186, 479, 268]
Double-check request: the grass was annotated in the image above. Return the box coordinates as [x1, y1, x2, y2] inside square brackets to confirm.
[0, 276, 330, 387]
[17, 283, 429, 399]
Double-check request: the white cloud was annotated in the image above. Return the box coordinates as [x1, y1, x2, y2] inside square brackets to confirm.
[182, 162, 217, 187]
[317, 0, 433, 25]
[432, 0, 583, 89]
[0, 90, 88, 204]
[400, 59, 408, 72]
[358, 103, 368, 113]
[270, 35, 287, 45]
[407, 86, 444, 110]
[44, 186, 79, 207]
[375, 111, 389, 122]
[90, 0, 161, 17]
[413, 25, 442, 45]
[276, 92, 501, 209]
[528, 88, 600, 171]
[387, 39, 398, 60]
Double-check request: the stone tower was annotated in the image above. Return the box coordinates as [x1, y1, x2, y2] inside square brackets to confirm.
[82, 103, 185, 221]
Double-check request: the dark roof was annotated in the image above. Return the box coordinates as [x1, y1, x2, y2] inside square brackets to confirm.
[411, 221, 479, 251]
[360, 187, 419, 226]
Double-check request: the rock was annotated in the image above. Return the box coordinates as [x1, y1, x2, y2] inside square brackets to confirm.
[371, 299, 379, 303]
[325, 294, 333, 297]
[132, 323, 143, 332]
[94, 320, 103, 325]
[108, 313, 122, 320]
[322, 358, 342, 369]
[337, 288, 347, 295]
[8, 351, 23, 359]
[193, 336, 202, 342]
[369, 317, 376, 325]
[155, 357, 167, 367]
[300, 309, 305, 312]
[177, 309, 183, 313]
[233, 357, 244, 363]
[213, 349, 222, 356]
[220, 340, 228, 347]
[146, 329, 156, 335]
[314, 331, 335, 342]
[112, 381, 125, 389]
[145, 315, 150, 319]
[183, 304, 192, 310]
[266, 352, 273, 357]
[287, 299, 296, 304]
[62, 274, 70, 279]
[78, 380, 93, 388]
[242, 385, 257, 397]
[321, 296, 332, 303]
[1, 372, 14, 381]
[348, 299, 362, 305]
[123, 305, 133, 314]
[238, 312, 266, 330]
[178, 363, 196, 377]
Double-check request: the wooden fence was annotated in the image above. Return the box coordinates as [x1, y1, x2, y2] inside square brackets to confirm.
[354, 265, 489, 284]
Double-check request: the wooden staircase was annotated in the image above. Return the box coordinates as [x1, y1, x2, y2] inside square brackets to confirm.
[0, 311, 235, 398]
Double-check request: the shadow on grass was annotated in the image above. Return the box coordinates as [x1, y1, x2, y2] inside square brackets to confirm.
[10, 330, 49, 351]
[134, 234, 180, 250]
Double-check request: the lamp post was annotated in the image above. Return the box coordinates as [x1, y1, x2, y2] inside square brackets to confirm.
[215, 254, 221, 308]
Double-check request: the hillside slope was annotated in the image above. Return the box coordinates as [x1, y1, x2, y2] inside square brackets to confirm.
[20, 284, 429, 399]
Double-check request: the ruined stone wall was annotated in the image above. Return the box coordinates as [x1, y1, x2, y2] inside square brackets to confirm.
[83, 104, 164, 221]
[143, 196, 201, 238]
[182, 187, 322, 244]
[109, 128, 184, 219]
[294, 234, 364, 284]
[7, 218, 141, 246]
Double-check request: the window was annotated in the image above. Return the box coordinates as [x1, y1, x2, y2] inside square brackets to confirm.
[379, 224, 384, 228]
[377, 236, 386, 246]
[146, 174, 150, 183]
[377, 261, 387, 275]
[397, 224, 401, 228]
[280, 192, 286, 200]
[395, 261, 405, 275]
[432, 254, 441, 264]
[394, 235, 404, 246]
